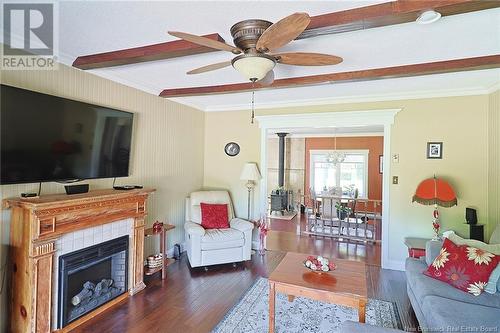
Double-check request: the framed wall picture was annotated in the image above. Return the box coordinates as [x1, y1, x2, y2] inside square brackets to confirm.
[379, 155, 383, 174]
[427, 142, 443, 159]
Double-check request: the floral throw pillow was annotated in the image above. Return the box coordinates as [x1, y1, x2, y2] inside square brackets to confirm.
[424, 238, 499, 296]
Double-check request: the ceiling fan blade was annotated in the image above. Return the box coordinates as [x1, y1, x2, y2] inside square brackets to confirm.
[274, 52, 343, 66]
[257, 70, 275, 86]
[168, 31, 241, 54]
[187, 61, 232, 74]
[256, 13, 310, 52]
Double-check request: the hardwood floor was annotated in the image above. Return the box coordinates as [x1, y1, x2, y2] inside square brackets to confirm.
[267, 213, 381, 266]
[74, 251, 417, 332]
[73, 215, 418, 332]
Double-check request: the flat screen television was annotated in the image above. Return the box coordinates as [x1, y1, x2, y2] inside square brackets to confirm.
[1, 84, 134, 185]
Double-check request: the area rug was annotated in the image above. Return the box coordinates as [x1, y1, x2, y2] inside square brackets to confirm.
[212, 277, 401, 333]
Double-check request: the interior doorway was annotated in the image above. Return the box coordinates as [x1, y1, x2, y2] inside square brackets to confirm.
[256, 109, 400, 269]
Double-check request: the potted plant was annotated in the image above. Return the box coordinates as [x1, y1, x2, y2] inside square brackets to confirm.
[335, 202, 352, 220]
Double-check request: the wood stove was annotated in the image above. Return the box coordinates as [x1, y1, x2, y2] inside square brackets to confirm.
[270, 133, 293, 215]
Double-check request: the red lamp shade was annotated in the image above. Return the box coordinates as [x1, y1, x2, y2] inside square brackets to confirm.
[412, 177, 457, 208]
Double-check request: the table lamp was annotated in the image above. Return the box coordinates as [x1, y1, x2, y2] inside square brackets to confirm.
[240, 162, 261, 220]
[412, 175, 457, 240]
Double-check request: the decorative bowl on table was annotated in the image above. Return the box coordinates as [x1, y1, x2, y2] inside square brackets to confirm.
[304, 255, 336, 273]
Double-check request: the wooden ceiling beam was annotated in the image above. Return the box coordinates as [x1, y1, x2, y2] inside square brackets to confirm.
[72, 1, 500, 70]
[158, 55, 500, 97]
[300, 0, 500, 38]
[72, 33, 226, 69]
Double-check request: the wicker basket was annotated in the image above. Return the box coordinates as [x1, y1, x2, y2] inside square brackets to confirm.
[147, 253, 163, 269]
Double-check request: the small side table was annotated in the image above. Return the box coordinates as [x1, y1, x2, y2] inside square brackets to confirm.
[144, 223, 175, 279]
[404, 237, 430, 258]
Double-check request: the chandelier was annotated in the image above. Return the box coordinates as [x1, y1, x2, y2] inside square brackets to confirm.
[326, 130, 346, 165]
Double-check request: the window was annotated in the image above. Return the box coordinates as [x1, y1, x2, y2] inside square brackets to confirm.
[310, 150, 369, 198]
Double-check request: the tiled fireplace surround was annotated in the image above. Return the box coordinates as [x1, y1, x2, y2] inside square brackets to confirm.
[52, 218, 133, 330]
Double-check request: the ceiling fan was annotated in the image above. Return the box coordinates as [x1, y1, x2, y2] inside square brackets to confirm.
[168, 12, 343, 85]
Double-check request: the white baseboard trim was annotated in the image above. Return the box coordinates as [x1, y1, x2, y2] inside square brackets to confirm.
[383, 259, 406, 271]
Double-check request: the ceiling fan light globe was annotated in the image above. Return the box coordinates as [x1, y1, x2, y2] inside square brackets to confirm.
[232, 54, 276, 81]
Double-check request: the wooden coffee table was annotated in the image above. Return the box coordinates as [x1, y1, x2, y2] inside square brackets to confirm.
[268, 252, 368, 333]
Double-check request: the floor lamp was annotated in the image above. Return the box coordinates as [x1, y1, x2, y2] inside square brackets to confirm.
[240, 162, 262, 220]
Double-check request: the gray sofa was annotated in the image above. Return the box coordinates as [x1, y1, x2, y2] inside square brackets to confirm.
[341, 236, 500, 333]
[406, 241, 500, 331]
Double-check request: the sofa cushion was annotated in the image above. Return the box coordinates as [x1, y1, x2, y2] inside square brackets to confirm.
[406, 258, 500, 309]
[485, 265, 500, 294]
[448, 232, 500, 255]
[201, 228, 244, 250]
[424, 238, 499, 296]
[201, 238, 244, 251]
[425, 240, 444, 266]
[490, 223, 500, 244]
[201, 228, 242, 242]
[200, 203, 229, 229]
[421, 295, 500, 331]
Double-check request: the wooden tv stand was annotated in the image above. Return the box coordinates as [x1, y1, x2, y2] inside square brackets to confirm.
[3, 188, 155, 333]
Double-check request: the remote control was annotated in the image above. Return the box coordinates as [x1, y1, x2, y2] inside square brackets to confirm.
[21, 192, 38, 198]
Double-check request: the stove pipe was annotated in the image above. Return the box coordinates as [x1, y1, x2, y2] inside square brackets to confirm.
[276, 133, 288, 188]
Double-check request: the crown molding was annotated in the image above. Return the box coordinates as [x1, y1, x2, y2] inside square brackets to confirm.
[202, 85, 498, 112]
[486, 82, 500, 93]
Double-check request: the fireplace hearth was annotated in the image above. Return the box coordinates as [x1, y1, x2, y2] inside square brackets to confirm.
[58, 235, 129, 328]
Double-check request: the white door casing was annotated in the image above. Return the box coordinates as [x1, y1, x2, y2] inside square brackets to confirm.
[255, 109, 401, 270]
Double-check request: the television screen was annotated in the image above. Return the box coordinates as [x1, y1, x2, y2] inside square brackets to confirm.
[1, 84, 134, 184]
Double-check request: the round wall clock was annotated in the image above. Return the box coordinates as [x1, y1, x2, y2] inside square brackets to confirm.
[224, 142, 240, 157]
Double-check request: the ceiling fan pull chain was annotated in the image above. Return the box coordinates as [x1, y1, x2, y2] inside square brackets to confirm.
[251, 80, 256, 124]
[251, 90, 255, 124]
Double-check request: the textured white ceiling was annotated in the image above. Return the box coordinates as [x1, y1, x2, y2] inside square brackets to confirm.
[6, 1, 499, 110]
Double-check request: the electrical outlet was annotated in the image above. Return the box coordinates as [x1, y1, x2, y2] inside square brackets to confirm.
[392, 154, 399, 163]
[393, 176, 399, 184]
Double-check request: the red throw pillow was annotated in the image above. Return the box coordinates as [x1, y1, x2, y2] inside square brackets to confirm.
[200, 203, 229, 229]
[424, 238, 499, 296]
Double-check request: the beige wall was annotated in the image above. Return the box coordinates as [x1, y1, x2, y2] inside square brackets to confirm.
[0, 65, 205, 330]
[489, 90, 500, 240]
[204, 94, 493, 268]
[203, 111, 261, 220]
